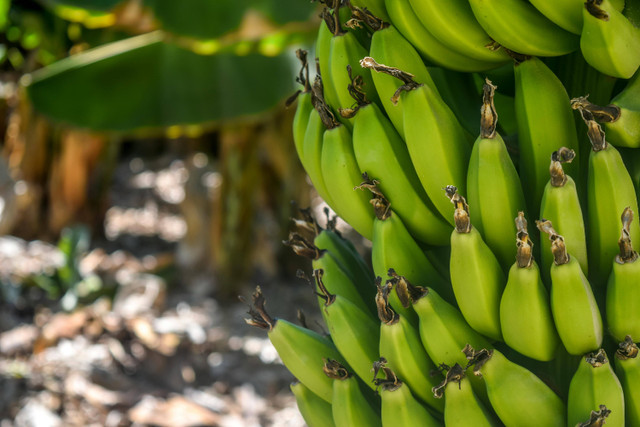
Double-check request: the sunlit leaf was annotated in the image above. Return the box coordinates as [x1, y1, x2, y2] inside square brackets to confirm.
[24, 31, 297, 132]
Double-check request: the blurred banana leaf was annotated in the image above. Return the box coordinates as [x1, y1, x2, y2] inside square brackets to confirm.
[40, 0, 318, 37]
[23, 31, 298, 132]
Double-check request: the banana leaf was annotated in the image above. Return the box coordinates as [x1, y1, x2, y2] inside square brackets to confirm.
[23, 31, 297, 132]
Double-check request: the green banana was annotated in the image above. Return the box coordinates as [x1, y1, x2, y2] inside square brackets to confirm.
[537, 219, 604, 355]
[581, 0, 640, 79]
[395, 274, 491, 403]
[528, 0, 625, 34]
[357, 178, 453, 307]
[290, 381, 337, 427]
[360, 57, 472, 227]
[514, 56, 581, 214]
[321, 121, 375, 240]
[317, 8, 338, 113]
[467, 79, 528, 270]
[539, 148, 588, 284]
[312, 213, 377, 308]
[244, 287, 347, 403]
[577, 109, 640, 287]
[606, 69, 640, 148]
[407, 0, 511, 63]
[468, 0, 579, 57]
[465, 346, 566, 427]
[446, 186, 505, 342]
[500, 212, 560, 361]
[290, 49, 314, 161]
[349, 89, 451, 246]
[315, 269, 380, 389]
[367, 19, 438, 138]
[575, 70, 640, 148]
[376, 282, 444, 412]
[372, 359, 442, 427]
[300, 76, 338, 208]
[384, 0, 506, 72]
[614, 336, 640, 426]
[606, 207, 640, 342]
[567, 349, 625, 427]
[327, 20, 379, 128]
[432, 364, 500, 427]
[323, 359, 381, 427]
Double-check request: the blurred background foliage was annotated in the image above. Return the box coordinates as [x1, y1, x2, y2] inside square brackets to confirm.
[0, 0, 321, 302]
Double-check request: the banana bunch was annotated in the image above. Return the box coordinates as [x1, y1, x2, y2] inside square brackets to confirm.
[247, 0, 640, 425]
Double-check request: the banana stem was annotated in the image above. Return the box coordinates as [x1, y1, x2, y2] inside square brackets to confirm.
[388, 269, 428, 307]
[376, 278, 399, 325]
[480, 78, 498, 139]
[314, 269, 337, 306]
[549, 147, 576, 187]
[516, 211, 534, 268]
[536, 219, 570, 265]
[462, 344, 493, 375]
[283, 231, 321, 260]
[359, 56, 421, 105]
[570, 96, 620, 123]
[243, 286, 276, 331]
[577, 405, 611, 427]
[585, 0, 609, 20]
[445, 185, 471, 233]
[616, 207, 638, 264]
[432, 363, 465, 398]
[348, 4, 387, 31]
[338, 65, 370, 118]
[355, 173, 391, 220]
[373, 357, 402, 391]
[584, 348, 608, 367]
[616, 336, 639, 360]
[323, 358, 351, 380]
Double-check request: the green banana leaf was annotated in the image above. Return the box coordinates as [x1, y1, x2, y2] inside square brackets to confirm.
[23, 31, 297, 132]
[40, 0, 317, 38]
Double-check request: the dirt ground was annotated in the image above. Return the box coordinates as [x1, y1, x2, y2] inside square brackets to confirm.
[0, 147, 334, 426]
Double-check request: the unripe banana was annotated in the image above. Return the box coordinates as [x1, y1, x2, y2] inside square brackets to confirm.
[328, 24, 379, 129]
[606, 207, 640, 342]
[432, 363, 500, 427]
[467, 79, 528, 270]
[465, 346, 566, 427]
[575, 109, 640, 287]
[290, 381, 336, 427]
[244, 287, 348, 403]
[373, 359, 442, 427]
[581, 0, 640, 79]
[349, 0, 389, 22]
[323, 359, 381, 427]
[446, 186, 505, 341]
[614, 336, 640, 426]
[514, 56, 580, 214]
[575, 70, 640, 148]
[357, 179, 453, 308]
[500, 212, 560, 361]
[360, 57, 472, 227]
[367, 19, 437, 138]
[291, 50, 314, 161]
[469, 0, 579, 57]
[321, 121, 375, 240]
[342, 73, 451, 246]
[528, 0, 624, 35]
[376, 282, 444, 412]
[567, 349, 625, 427]
[539, 148, 588, 284]
[407, 0, 512, 63]
[396, 275, 491, 404]
[316, 8, 337, 112]
[315, 269, 380, 389]
[537, 220, 604, 355]
[384, 0, 505, 72]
